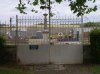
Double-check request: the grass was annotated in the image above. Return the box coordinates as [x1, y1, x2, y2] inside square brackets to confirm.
[91, 65, 100, 74]
[0, 64, 33, 74]
[1, 64, 100, 74]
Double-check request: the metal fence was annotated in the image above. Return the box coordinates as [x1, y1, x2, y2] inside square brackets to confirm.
[0, 15, 99, 45]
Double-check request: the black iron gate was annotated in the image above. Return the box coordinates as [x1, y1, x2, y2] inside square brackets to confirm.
[0, 15, 86, 45]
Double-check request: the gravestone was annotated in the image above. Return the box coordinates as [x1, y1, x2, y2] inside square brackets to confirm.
[36, 31, 43, 39]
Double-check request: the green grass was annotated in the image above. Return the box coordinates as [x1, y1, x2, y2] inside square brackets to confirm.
[0, 67, 33, 74]
[91, 65, 100, 74]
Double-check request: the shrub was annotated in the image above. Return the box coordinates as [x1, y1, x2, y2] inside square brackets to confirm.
[84, 22, 99, 27]
[0, 35, 6, 49]
[90, 29, 100, 63]
[0, 35, 13, 64]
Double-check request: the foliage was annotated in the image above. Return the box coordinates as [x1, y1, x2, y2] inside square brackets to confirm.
[69, 0, 97, 16]
[16, 0, 97, 16]
[91, 65, 100, 74]
[16, 0, 26, 14]
[49, 35, 58, 39]
[0, 35, 13, 64]
[84, 22, 100, 27]
[90, 29, 100, 63]
[0, 35, 7, 64]
[0, 67, 33, 74]
[0, 35, 6, 49]
[49, 33, 73, 39]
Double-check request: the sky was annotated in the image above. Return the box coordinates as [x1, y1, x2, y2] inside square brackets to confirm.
[0, 0, 100, 23]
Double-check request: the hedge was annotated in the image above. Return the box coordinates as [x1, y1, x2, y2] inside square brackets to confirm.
[0, 35, 13, 64]
[90, 29, 100, 63]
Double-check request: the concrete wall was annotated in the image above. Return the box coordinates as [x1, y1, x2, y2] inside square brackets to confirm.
[17, 44, 83, 64]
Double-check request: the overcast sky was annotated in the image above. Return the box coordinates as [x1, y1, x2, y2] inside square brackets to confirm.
[0, 0, 100, 23]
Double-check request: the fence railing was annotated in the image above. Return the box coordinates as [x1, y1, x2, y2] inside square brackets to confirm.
[0, 15, 99, 45]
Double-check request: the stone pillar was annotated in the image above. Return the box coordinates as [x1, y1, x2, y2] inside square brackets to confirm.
[43, 14, 48, 29]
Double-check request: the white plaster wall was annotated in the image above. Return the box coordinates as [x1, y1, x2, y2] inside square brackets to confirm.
[17, 45, 50, 64]
[50, 45, 83, 64]
[17, 44, 83, 64]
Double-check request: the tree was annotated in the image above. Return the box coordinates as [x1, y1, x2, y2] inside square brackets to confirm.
[84, 22, 100, 27]
[16, 0, 97, 16]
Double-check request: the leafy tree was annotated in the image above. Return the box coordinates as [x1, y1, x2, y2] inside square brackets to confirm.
[16, 0, 97, 16]
[84, 22, 100, 27]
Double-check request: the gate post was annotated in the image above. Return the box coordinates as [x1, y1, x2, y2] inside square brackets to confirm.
[43, 13, 48, 29]
[15, 15, 19, 64]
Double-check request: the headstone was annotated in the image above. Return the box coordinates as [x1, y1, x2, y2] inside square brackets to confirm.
[36, 31, 43, 39]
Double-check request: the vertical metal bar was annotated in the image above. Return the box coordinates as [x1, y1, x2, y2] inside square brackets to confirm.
[65, 16, 67, 44]
[32, 16, 34, 44]
[68, 16, 70, 41]
[48, 0, 51, 64]
[15, 15, 18, 45]
[49, 0, 51, 44]
[40, 17, 42, 44]
[72, 16, 74, 42]
[4, 21, 6, 36]
[60, 17, 61, 44]
[10, 17, 12, 34]
[36, 16, 37, 44]
[81, 15, 84, 44]
[76, 17, 78, 43]
[14, 15, 18, 64]
[25, 16, 27, 43]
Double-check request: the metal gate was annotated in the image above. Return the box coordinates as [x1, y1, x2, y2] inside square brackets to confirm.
[0, 15, 84, 64]
[7, 15, 83, 45]
[13, 15, 84, 64]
